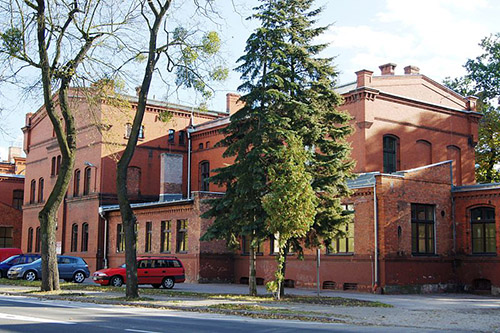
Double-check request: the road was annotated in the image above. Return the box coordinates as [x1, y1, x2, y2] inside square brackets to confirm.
[0, 295, 449, 333]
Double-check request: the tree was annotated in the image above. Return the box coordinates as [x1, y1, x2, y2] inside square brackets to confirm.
[202, 0, 353, 297]
[0, 0, 128, 291]
[444, 33, 500, 183]
[116, 0, 226, 299]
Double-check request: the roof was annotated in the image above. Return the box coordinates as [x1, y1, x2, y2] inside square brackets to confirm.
[0, 173, 24, 179]
[453, 182, 500, 193]
[347, 172, 378, 189]
[100, 198, 194, 213]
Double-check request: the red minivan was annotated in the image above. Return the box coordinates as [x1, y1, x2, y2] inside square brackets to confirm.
[92, 256, 185, 289]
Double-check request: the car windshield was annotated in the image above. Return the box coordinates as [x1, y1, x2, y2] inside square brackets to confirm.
[120, 263, 126, 268]
[0, 256, 17, 264]
[30, 258, 41, 264]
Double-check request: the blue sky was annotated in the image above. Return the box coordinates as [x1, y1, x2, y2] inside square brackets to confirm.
[1, 0, 499, 160]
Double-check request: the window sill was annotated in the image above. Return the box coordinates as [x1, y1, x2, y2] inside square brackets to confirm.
[326, 252, 354, 256]
[411, 253, 439, 257]
[468, 253, 497, 257]
[177, 251, 188, 254]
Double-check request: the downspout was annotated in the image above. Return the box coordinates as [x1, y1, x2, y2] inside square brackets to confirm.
[98, 207, 108, 269]
[450, 161, 456, 253]
[187, 127, 193, 200]
[373, 179, 379, 292]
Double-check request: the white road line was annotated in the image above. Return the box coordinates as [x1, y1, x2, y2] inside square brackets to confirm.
[125, 329, 161, 333]
[0, 312, 75, 325]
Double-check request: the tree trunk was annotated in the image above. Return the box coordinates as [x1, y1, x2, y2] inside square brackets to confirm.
[248, 241, 257, 296]
[279, 245, 289, 299]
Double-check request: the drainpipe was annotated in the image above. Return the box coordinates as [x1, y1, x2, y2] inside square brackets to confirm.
[373, 179, 379, 292]
[450, 161, 456, 254]
[98, 207, 108, 269]
[187, 127, 193, 200]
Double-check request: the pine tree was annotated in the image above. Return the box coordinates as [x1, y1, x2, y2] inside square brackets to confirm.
[202, 0, 353, 296]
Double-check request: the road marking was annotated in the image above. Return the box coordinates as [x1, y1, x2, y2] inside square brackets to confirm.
[0, 312, 75, 325]
[125, 329, 161, 333]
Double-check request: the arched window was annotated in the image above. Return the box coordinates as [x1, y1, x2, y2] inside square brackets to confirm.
[71, 224, 78, 252]
[471, 207, 496, 254]
[38, 178, 44, 203]
[447, 145, 462, 186]
[35, 227, 41, 252]
[127, 166, 141, 196]
[27, 227, 33, 253]
[30, 180, 36, 204]
[74, 169, 81, 197]
[51, 157, 56, 176]
[200, 161, 210, 191]
[383, 135, 399, 173]
[81, 223, 89, 252]
[168, 129, 175, 143]
[83, 167, 92, 195]
[56, 155, 61, 175]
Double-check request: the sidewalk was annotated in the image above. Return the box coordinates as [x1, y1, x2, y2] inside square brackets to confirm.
[1, 282, 500, 332]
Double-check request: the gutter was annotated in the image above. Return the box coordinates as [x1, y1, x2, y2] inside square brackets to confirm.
[187, 126, 194, 200]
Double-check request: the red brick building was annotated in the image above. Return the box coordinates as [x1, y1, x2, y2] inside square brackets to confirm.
[0, 148, 25, 248]
[21, 64, 500, 294]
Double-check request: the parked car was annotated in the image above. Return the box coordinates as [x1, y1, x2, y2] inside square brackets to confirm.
[7, 255, 90, 283]
[0, 254, 40, 278]
[0, 248, 23, 262]
[92, 256, 185, 289]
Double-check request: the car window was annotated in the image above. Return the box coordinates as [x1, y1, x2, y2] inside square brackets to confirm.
[58, 257, 72, 264]
[138, 259, 153, 269]
[155, 260, 166, 268]
[26, 256, 37, 263]
[167, 260, 181, 268]
[10, 257, 22, 265]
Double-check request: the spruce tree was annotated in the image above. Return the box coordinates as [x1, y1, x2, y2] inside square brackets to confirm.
[202, 0, 353, 296]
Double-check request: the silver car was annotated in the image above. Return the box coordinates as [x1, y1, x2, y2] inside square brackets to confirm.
[7, 255, 90, 283]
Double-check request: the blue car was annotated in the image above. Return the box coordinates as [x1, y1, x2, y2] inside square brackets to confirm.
[0, 254, 40, 278]
[7, 255, 90, 283]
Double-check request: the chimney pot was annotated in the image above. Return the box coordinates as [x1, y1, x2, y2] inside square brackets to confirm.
[226, 93, 244, 115]
[379, 63, 397, 75]
[466, 96, 478, 111]
[404, 65, 420, 75]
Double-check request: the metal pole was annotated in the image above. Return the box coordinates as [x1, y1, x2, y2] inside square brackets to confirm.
[316, 248, 320, 297]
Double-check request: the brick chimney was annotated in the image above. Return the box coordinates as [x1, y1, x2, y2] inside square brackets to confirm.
[404, 65, 420, 75]
[466, 96, 478, 112]
[379, 63, 397, 75]
[226, 93, 244, 114]
[355, 69, 374, 88]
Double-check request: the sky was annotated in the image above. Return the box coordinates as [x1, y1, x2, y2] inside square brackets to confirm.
[1, 0, 499, 161]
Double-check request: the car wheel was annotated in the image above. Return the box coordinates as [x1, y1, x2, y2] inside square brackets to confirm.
[110, 275, 123, 287]
[24, 270, 37, 282]
[73, 271, 86, 283]
[151, 284, 161, 289]
[162, 277, 174, 289]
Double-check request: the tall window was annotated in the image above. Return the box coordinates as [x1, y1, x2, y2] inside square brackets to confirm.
[12, 190, 23, 210]
[200, 161, 210, 191]
[83, 167, 92, 195]
[51, 157, 56, 176]
[35, 227, 41, 252]
[168, 129, 175, 143]
[471, 207, 496, 254]
[178, 131, 186, 145]
[116, 224, 125, 252]
[145, 221, 152, 253]
[71, 224, 78, 252]
[56, 155, 61, 175]
[328, 204, 355, 254]
[411, 204, 435, 254]
[27, 227, 33, 253]
[138, 125, 145, 139]
[0, 227, 13, 247]
[74, 169, 81, 197]
[176, 220, 188, 252]
[30, 180, 36, 204]
[125, 123, 132, 138]
[38, 178, 44, 203]
[383, 135, 398, 173]
[161, 220, 171, 253]
[81, 223, 89, 252]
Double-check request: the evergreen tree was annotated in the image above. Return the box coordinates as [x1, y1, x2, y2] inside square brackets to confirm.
[202, 0, 353, 296]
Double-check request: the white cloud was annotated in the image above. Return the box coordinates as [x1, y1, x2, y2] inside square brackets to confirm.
[321, 0, 495, 83]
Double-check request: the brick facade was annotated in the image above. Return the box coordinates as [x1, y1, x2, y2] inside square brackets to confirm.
[20, 64, 500, 294]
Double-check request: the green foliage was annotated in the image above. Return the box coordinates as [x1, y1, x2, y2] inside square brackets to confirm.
[202, 0, 353, 296]
[0, 28, 22, 56]
[157, 111, 173, 123]
[202, 31, 221, 55]
[444, 33, 500, 183]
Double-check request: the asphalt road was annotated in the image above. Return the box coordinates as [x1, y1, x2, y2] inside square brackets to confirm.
[0, 295, 447, 333]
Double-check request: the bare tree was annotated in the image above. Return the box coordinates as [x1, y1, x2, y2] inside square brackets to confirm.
[0, 0, 133, 291]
